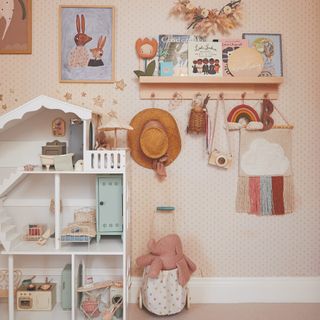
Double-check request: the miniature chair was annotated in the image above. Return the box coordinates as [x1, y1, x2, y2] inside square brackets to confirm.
[77, 280, 123, 320]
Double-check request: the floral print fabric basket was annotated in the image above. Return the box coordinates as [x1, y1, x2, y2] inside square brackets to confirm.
[141, 266, 187, 316]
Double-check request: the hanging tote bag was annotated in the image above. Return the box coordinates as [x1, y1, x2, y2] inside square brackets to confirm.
[208, 96, 233, 169]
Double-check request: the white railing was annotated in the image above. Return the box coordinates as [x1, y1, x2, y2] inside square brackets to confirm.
[84, 149, 126, 172]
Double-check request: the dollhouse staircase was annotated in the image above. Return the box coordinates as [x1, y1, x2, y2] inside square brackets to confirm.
[0, 170, 24, 251]
[0, 169, 27, 198]
[0, 207, 20, 251]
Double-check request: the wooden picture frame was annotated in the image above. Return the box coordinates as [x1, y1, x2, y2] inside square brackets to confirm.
[52, 117, 66, 137]
[0, 0, 32, 54]
[59, 5, 115, 83]
[242, 33, 283, 77]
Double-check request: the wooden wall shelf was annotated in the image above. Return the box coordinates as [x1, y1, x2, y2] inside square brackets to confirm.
[139, 76, 284, 100]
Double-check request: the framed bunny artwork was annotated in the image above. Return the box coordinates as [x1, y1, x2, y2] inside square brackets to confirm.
[59, 6, 115, 83]
[0, 0, 32, 54]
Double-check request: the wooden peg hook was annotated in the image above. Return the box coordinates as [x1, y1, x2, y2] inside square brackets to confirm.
[241, 92, 246, 104]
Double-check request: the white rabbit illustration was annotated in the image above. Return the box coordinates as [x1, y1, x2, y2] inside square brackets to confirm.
[68, 14, 92, 68]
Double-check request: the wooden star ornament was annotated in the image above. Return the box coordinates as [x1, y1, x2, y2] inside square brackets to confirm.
[93, 95, 105, 108]
[64, 92, 72, 101]
[115, 79, 127, 91]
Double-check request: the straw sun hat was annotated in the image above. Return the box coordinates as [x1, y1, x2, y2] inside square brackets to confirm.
[127, 108, 181, 169]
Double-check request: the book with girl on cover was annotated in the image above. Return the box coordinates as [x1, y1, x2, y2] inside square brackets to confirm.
[158, 34, 204, 76]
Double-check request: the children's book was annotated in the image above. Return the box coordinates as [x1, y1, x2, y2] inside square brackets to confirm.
[158, 35, 204, 76]
[188, 41, 223, 77]
[221, 39, 248, 76]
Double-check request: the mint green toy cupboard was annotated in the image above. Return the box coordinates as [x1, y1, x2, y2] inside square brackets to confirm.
[61, 264, 71, 310]
[96, 175, 123, 242]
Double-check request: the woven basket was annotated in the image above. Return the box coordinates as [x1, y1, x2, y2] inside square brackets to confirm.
[187, 108, 207, 134]
[81, 299, 100, 317]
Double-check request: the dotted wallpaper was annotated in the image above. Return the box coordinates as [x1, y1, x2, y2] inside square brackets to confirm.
[1, 0, 320, 277]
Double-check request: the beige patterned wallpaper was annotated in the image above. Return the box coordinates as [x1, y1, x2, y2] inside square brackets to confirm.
[1, 0, 320, 277]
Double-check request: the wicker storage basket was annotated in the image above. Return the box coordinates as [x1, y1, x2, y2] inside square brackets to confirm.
[187, 107, 207, 134]
[187, 94, 209, 134]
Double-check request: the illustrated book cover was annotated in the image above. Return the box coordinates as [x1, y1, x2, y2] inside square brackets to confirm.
[158, 34, 204, 76]
[188, 41, 223, 77]
[222, 39, 248, 76]
[243, 33, 283, 77]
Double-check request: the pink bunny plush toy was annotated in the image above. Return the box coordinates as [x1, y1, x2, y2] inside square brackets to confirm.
[136, 234, 196, 286]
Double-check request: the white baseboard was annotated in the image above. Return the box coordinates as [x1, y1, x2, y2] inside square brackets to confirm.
[129, 277, 320, 303]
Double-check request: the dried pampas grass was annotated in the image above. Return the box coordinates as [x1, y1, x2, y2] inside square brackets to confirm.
[170, 0, 243, 37]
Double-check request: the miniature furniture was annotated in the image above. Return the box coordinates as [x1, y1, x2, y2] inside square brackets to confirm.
[69, 119, 83, 163]
[53, 153, 74, 171]
[23, 224, 46, 241]
[42, 140, 67, 155]
[96, 175, 123, 242]
[0, 269, 21, 299]
[61, 207, 97, 245]
[0, 95, 130, 320]
[16, 282, 57, 311]
[61, 264, 72, 310]
[77, 281, 123, 320]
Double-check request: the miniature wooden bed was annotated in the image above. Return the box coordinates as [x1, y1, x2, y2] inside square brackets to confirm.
[60, 223, 96, 244]
[60, 208, 96, 245]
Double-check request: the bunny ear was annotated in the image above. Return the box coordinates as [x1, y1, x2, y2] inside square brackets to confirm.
[76, 15, 80, 33]
[81, 14, 85, 33]
[100, 36, 107, 49]
[97, 36, 102, 48]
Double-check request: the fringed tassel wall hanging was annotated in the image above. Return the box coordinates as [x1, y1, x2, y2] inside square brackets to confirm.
[237, 175, 294, 215]
[236, 128, 294, 216]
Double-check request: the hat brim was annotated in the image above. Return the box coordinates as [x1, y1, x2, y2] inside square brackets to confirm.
[127, 108, 181, 169]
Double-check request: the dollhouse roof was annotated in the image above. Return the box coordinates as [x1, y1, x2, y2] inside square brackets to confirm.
[0, 95, 92, 132]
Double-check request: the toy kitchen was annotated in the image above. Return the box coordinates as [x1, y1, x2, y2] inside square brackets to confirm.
[16, 282, 56, 311]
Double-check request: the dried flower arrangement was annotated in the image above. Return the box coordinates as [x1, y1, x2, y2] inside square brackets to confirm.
[170, 0, 243, 36]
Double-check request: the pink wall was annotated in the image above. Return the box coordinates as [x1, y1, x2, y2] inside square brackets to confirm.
[0, 0, 319, 276]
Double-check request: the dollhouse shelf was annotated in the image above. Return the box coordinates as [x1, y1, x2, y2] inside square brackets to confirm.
[139, 76, 284, 100]
[1, 237, 123, 256]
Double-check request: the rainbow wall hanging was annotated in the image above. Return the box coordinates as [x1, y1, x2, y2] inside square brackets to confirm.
[236, 128, 294, 215]
[227, 104, 260, 124]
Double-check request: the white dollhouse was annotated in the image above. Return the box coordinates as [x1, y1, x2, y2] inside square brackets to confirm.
[0, 95, 130, 320]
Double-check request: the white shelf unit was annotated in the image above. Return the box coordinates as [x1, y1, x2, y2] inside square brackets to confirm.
[1, 252, 126, 320]
[0, 96, 131, 320]
[1, 170, 129, 320]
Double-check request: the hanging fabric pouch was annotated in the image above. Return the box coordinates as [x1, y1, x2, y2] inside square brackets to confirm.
[208, 95, 233, 169]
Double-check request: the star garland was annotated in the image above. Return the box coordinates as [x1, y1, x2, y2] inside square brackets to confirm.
[171, 0, 243, 36]
[64, 92, 72, 101]
[93, 95, 105, 108]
